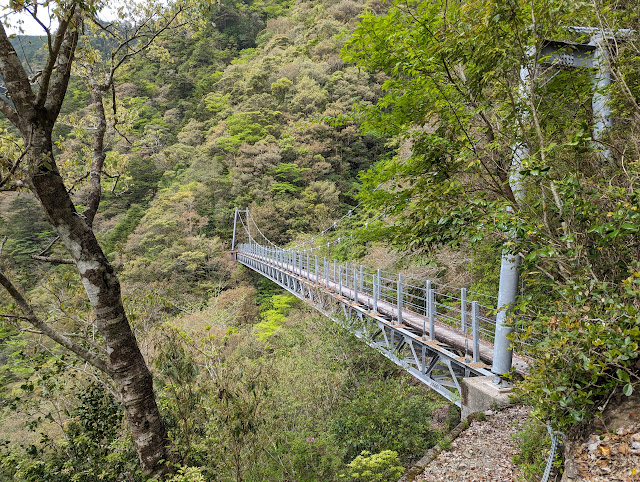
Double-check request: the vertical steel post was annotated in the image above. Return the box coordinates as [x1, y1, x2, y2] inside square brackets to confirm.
[397, 273, 403, 325]
[333, 260, 337, 284]
[373, 273, 378, 313]
[493, 62, 529, 376]
[346, 262, 350, 290]
[307, 254, 310, 280]
[354, 269, 358, 303]
[323, 257, 327, 286]
[377, 268, 381, 305]
[427, 280, 434, 340]
[461, 288, 467, 334]
[591, 33, 612, 161]
[359, 265, 363, 296]
[339, 266, 343, 297]
[315, 255, 318, 283]
[472, 301, 480, 363]
[231, 207, 239, 251]
[423, 282, 428, 339]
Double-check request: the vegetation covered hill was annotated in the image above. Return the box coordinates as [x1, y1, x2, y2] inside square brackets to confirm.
[0, 0, 452, 480]
[0, 0, 638, 480]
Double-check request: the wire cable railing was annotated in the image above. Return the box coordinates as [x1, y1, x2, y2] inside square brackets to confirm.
[234, 208, 532, 367]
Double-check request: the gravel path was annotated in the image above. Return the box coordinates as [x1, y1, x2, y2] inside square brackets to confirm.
[415, 405, 530, 481]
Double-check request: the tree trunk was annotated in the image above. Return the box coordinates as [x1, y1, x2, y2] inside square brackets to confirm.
[26, 130, 170, 477]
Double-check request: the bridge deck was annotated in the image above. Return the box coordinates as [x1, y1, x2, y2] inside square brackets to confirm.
[240, 252, 529, 376]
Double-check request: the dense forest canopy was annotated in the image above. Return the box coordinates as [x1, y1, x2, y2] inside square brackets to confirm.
[0, 0, 638, 480]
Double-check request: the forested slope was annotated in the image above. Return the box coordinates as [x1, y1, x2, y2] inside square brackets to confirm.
[0, 1, 454, 480]
[0, 0, 639, 480]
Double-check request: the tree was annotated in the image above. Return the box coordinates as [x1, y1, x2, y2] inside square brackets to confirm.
[0, 1, 195, 475]
[344, 0, 640, 426]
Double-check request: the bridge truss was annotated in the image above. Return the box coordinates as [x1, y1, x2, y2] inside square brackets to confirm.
[232, 209, 529, 406]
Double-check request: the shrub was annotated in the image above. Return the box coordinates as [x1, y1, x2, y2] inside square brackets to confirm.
[341, 450, 404, 481]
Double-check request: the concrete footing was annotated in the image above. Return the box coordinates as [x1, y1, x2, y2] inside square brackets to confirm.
[461, 376, 512, 420]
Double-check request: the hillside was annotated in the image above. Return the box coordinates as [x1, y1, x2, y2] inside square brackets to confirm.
[0, 1, 454, 480]
[0, 0, 639, 481]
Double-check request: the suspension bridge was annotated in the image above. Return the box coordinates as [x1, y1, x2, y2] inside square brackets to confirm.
[230, 208, 530, 407]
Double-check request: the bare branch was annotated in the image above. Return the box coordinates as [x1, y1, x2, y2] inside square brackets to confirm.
[0, 23, 35, 126]
[83, 77, 108, 227]
[109, 8, 187, 84]
[30, 255, 75, 265]
[0, 95, 19, 126]
[0, 268, 112, 375]
[36, 4, 75, 107]
[0, 312, 28, 320]
[66, 171, 89, 195]
[44, 10, 81, 123]
[0, 146, 28, 189]
[37, 236, 61, 257]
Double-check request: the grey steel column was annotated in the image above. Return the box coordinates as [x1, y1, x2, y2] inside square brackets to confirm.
[354, 269, 358, 303]
[346, 262, 350, 290]
[461, 288, 467, 333]
[493, 62, 529, 376]
[427, 281, 434, 340]
[397, 273, 403, 325]
[423, 282, 428, 338]
[591, 33, 612, 160]
[231, 207, 239, 250]
[323, 257, 327, 286]
[373, 273, 378, 313]
[333, 260, 337, 284]
[339, 266, 343, 297]
[472, 301, 480, 363]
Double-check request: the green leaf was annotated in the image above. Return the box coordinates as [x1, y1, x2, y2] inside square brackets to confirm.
[623, 384, 633, 397]
[616, 369, 630, 383]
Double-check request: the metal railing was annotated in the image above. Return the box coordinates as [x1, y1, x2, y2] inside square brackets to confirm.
[237, 242, 506, 362]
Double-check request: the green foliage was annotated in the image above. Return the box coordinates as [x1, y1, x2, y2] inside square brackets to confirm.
[255, 293, 299, 340]
[0, 383, 141, 482]
[469, 240, 501, 301]
[331, 380, 438, 463]
[271, 77, 293, 101]
[0, 197, 55, 275]
[512, 419, 553, 482]
[216, 111, 280, 152]
[166, 466, 206, 482]
[514, 270, 640, 427]
[345, 0, 640, 431]
[102, 203, 147, 256]
[341, 450, 404, 482]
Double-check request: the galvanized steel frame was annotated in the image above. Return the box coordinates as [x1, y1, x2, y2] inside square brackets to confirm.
[235, 249, 493, 406]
